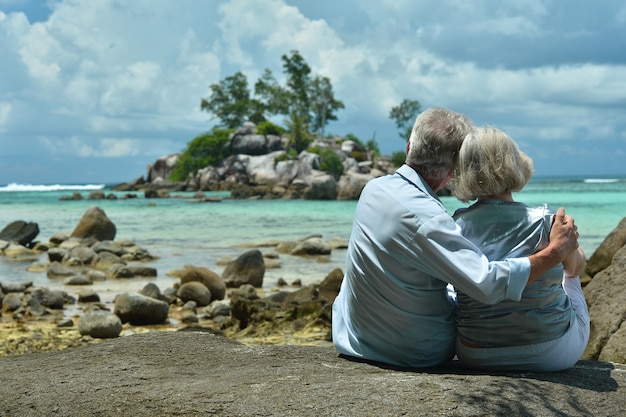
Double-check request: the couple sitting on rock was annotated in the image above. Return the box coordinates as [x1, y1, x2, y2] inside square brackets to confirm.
[332, 107, 589, 372]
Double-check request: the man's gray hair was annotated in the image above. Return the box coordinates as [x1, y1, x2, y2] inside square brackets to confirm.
[406, 107, 475, 179]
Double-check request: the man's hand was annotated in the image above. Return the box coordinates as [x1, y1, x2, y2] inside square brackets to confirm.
[527, 208, 579, 284]
[549, 208, 579, 262]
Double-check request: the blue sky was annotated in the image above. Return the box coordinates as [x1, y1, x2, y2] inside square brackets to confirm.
[1, 0, 625, 185]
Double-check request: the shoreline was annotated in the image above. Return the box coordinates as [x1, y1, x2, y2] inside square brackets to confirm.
[0, 231, 342, 358]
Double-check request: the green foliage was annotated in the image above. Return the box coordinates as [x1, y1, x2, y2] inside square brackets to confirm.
[203, 50, 343, 136]
[273, 148, 298, 167]
[366, 138, 380, 156]
[200, 72, 261, 129]
[282, 50, 312, 117]
[170, 128, 233, 182]
[257, 120, 286, 136]
[309, 75, 345, 136]
[319, 148, 344, 179]
[254, 69, 289, 116]
[391, 150, 406, 167]
[285, 110, 313, 152]
[308, 146, 344, 179]
[273, 153, 290, 166]
[389, 99, 422, 141]
[344, 133, 363, 146]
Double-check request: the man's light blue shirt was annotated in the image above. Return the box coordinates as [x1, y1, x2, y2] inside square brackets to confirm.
[332, 165, 530, 367]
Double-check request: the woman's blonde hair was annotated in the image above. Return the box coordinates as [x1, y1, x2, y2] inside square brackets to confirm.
[451, 126, 533, 202]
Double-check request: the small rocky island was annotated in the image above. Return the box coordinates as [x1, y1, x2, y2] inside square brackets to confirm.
[112, 121, 400, 200]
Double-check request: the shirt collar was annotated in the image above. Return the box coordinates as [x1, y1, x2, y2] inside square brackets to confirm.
[395, 164, 442, 203]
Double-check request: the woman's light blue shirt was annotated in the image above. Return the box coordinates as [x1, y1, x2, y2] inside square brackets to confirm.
[453, 200, 573, 347]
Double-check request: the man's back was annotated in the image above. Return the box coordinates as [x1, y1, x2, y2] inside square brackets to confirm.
[332, 166, 457, 367]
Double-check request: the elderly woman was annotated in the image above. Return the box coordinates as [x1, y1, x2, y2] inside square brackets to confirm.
[450, 126, 589, 372]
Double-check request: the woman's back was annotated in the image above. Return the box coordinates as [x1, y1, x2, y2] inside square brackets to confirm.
[453, 199, 574, 347]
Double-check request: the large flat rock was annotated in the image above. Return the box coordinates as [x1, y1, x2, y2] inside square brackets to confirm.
[0, 330, 624, 416]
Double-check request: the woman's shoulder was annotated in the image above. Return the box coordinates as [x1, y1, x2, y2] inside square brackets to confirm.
[526, 203, 555, 222]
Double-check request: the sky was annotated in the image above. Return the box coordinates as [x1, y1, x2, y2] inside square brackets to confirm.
[1, 0, 625, 185]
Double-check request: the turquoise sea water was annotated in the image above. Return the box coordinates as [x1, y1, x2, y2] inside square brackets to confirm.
[1, 176, 625, 303]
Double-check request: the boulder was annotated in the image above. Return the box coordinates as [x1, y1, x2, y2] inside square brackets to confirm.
[222, 250, 265, 288]
[87, 191, 106, 200]
[77, 290, 100, 303]
[291, 236, 332, 256]
[177, 282, 212, 307]
[26, 297, 46, 316]
[48, 247, 67, 262]
[59, 192, 83, 201]
[302, 172, 337, 200]
[70, 206, 116, 241]
[318, 267, 344, 304]
[92, 240, 125, 256]
[328, 236, 349, 250]
[2, 281, 32, 293]
[0, 220, 40, 246]
[94, 251, 123, 269]
[109, 264, 135, 279]
[340, 139, 367, 155]
[126, 265, 157, 277]
[138, 283, 172, 304]
[28, 287, 66, 309]
[586, 217, 626, 277]
[582, 244, 626, 363]
[113, 293, 169, 325]
[3, 243, 39, 260]
[208, 300, 231, 318]
[146, 154, 180, 183]
[2, 292, 22, 312]
[48, 232, 70, 246]
[47, 262, 77, 278]
[246, 151, 285, 185]
[274, 158, 300, 186]
[86, 270, 107, 282]
[230, 134, 283, 156]
[175, 265, 226, 301]
[78, 311, 122, 338]
[63, 275, 93, 286]
[112, 175, 145, 191]
[65, 246, 98, 266]
[230, 284, 258, 301]
[337, 172, 373, 200]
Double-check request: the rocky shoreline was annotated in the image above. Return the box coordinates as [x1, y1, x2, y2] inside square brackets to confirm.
[0, 205, 341, 358]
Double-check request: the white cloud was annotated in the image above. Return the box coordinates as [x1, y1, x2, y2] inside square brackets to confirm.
[0, 102, 10, 125]
[40, 137, 141, 158]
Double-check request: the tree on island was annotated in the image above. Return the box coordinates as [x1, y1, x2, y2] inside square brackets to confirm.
[389, 99, 422, 141]
[172, 51, 419, 182]
[201, 50, 344, 143]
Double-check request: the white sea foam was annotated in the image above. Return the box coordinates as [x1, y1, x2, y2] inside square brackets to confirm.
[0, 183, 105, 192]
[583, 178, 619, 184]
